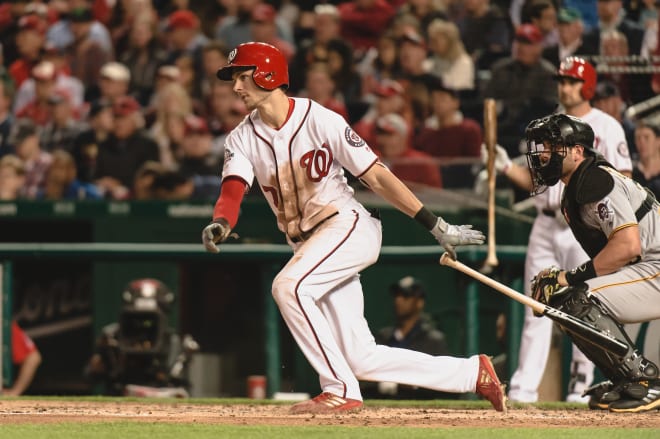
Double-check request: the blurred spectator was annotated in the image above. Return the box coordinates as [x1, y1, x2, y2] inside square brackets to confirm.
[177, 114, 221, 178]
[358, 31, 403, 99]
[638, 0, 659, 30]
[482, 23, 558, 155]
[211, 96, 248, 150]
[71, 98, 113, 182]
[542, 6, 594, 68]
[15, 61, 59, 127]
[66, 5, 112, 100]
[173, 52, 202, 104]
[9, 13, 48, 88]
[205, 80, 242, 137]
[249, 3, 295, 62]
[47, 0, 113, 54]
[10, 118, 52, 199]
[149, 82, 192, 167]
[582, 0, 646, 56]
[150, 169, 221, 200]
[632, 120, 660, 198]
[415, 77, 482, 159]
[97, 62, 130, 106]
[362, 276, 449, 399]
[94, 96, 159, 199]
[591, 79, 636, 158]
[374, 113, 442, 188]
[396, 0, 448, 39]
[301, 62, 349, 122]
[132, 160, 165, 200]
[163, 9, 208, 82]
[523, 0, 558, 49]
[398, 28, 432, 80]
[2, 321, 41, 396]
[426, 19, 475, 91]
[353, 79, 411, 150]
[199, 40, 229, 102]
[326, 38, 364, 123]
[0, 154, 26, 200]
[288, 4, 342, 94]
[107, 0, 157, 58]
[40, 90, 85, 152]
[215, 0, 294, 49]
[38, 149, 101, 200]
[0, 1, 32, 67]
[456, 0, 512, 70]
[144, 65, 182, 126]
[338, 0, 396, 58]
[0, 79, 14, 157]
[119, 12, 168, 106]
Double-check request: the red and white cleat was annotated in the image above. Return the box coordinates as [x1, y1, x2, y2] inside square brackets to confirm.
[290, 392, 363, 414]
[476, 354, 507, 412]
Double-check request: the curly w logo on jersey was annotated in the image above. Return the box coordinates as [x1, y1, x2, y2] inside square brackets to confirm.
[344, 127, 365, 147]
[300, 144, 333, 182]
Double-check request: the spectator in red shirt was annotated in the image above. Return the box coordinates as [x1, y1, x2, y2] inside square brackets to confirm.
[15, 61, 58, 127]
[9, 14, 48, 88]
[375, 112, 442, 189]
[2, 321, 41, 396]
[338, 0, 396, 58]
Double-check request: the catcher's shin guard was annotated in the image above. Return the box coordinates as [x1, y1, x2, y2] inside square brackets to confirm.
[550, 284, 659, 383]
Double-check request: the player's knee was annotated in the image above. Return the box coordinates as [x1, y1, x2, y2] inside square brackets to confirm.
[271, 275, 297, 305]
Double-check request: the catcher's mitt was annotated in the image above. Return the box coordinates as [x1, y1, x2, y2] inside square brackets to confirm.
[530, 266, 562, 316]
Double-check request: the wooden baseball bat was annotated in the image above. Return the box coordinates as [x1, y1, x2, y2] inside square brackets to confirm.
[439, 253, 629, 356]
[483, 99, 499, 271]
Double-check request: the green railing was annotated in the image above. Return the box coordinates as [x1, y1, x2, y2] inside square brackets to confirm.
[0, 242, 527, 396]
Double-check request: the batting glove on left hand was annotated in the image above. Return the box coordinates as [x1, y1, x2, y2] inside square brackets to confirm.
[202, 219, 232, 253]
[430, 217, 485, 260]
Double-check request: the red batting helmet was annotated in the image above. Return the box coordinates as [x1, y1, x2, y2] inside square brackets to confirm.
[555, 56, 597, 100]
[216, 42, 289, 91]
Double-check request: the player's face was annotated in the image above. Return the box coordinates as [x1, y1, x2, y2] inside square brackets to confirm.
[232, 69, 270, 110]
[557, 77, 584, 107]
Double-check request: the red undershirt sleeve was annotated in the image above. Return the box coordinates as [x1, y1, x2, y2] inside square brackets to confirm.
[213, 177, 247, 228]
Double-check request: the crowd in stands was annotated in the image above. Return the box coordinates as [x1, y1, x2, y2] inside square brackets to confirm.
[1, 0, 660, 201]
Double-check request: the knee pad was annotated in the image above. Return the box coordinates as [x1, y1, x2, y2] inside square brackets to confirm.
[554, 284, 659, 383]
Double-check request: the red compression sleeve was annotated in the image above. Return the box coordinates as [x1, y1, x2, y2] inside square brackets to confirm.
[213, 177, 247, 228]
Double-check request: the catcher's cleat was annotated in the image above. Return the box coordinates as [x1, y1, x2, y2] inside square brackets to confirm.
[608, 381, 660, 413]
[476, 354, 507, 412]
[289, 392, 363, 414]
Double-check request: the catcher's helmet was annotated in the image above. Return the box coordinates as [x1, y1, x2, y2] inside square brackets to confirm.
[121, 278, 175, 312]
[525, 114, 595, 194]
[555, 56, 597, 100]
[216, 42, 289, 91]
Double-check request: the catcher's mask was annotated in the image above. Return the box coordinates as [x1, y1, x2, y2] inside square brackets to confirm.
[525, 114, 595, 195]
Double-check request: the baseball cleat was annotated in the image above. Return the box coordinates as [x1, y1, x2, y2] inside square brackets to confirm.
[289, 392, 363, 414]
[476, 354, 507, 412]
[608, 381, 660, 413]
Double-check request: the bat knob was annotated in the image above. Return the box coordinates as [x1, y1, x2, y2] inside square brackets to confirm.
[439, 252, 451, 265]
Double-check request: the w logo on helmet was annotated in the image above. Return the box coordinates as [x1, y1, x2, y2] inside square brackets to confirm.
[228, 49, 237, 63]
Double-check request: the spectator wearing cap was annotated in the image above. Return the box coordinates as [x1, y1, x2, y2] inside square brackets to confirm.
[427, 18, 475, 91]
[215, 0, 294, 50]
[338, 0, 396, 58]
[361, 275, 450, 400]
[482, 23, 558, 155]
[353, 79, 411, 149]
[249, 3, 295, 62]
[47, 1, 113, 55]
[0, 80, 15, 158]
[542, 6, 593, 68]
[97, 62, 130, 105]
[37, 149, 101, 200]
[301, 62, 349, 123]
[71, 98, 113, 182]
[15, 61, 59, 127]
[66, 6, 112, 97]
[374, 113, 442, 188]
[456, 0, 512, 70]
[632, 120, 660, 198]
[591, 79, 636, 156]
[9, 117, 52, 199]
[414, 77, 482, 188]
[582, 0, 646, 57]
[398, 28, 432, 80]
[176, 114, 221, 178]
[94, 96, 159, 199]
[288, 4, 342, 94]
[9, 14, 48, 87]
[119, 12, 168, 106]
[0, 154, 26, 200]
[39, 90, 85, 153]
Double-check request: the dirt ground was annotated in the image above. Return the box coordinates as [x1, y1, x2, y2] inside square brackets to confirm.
[0, 399, 659, 428]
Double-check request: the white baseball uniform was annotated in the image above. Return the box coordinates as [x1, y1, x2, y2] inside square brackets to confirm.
[222, 97, 481, 400]
[509, 107, 632, 403]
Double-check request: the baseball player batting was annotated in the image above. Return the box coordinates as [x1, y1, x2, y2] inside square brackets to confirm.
[202, 42, 507, 414]
[487, 57, 632, 403]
